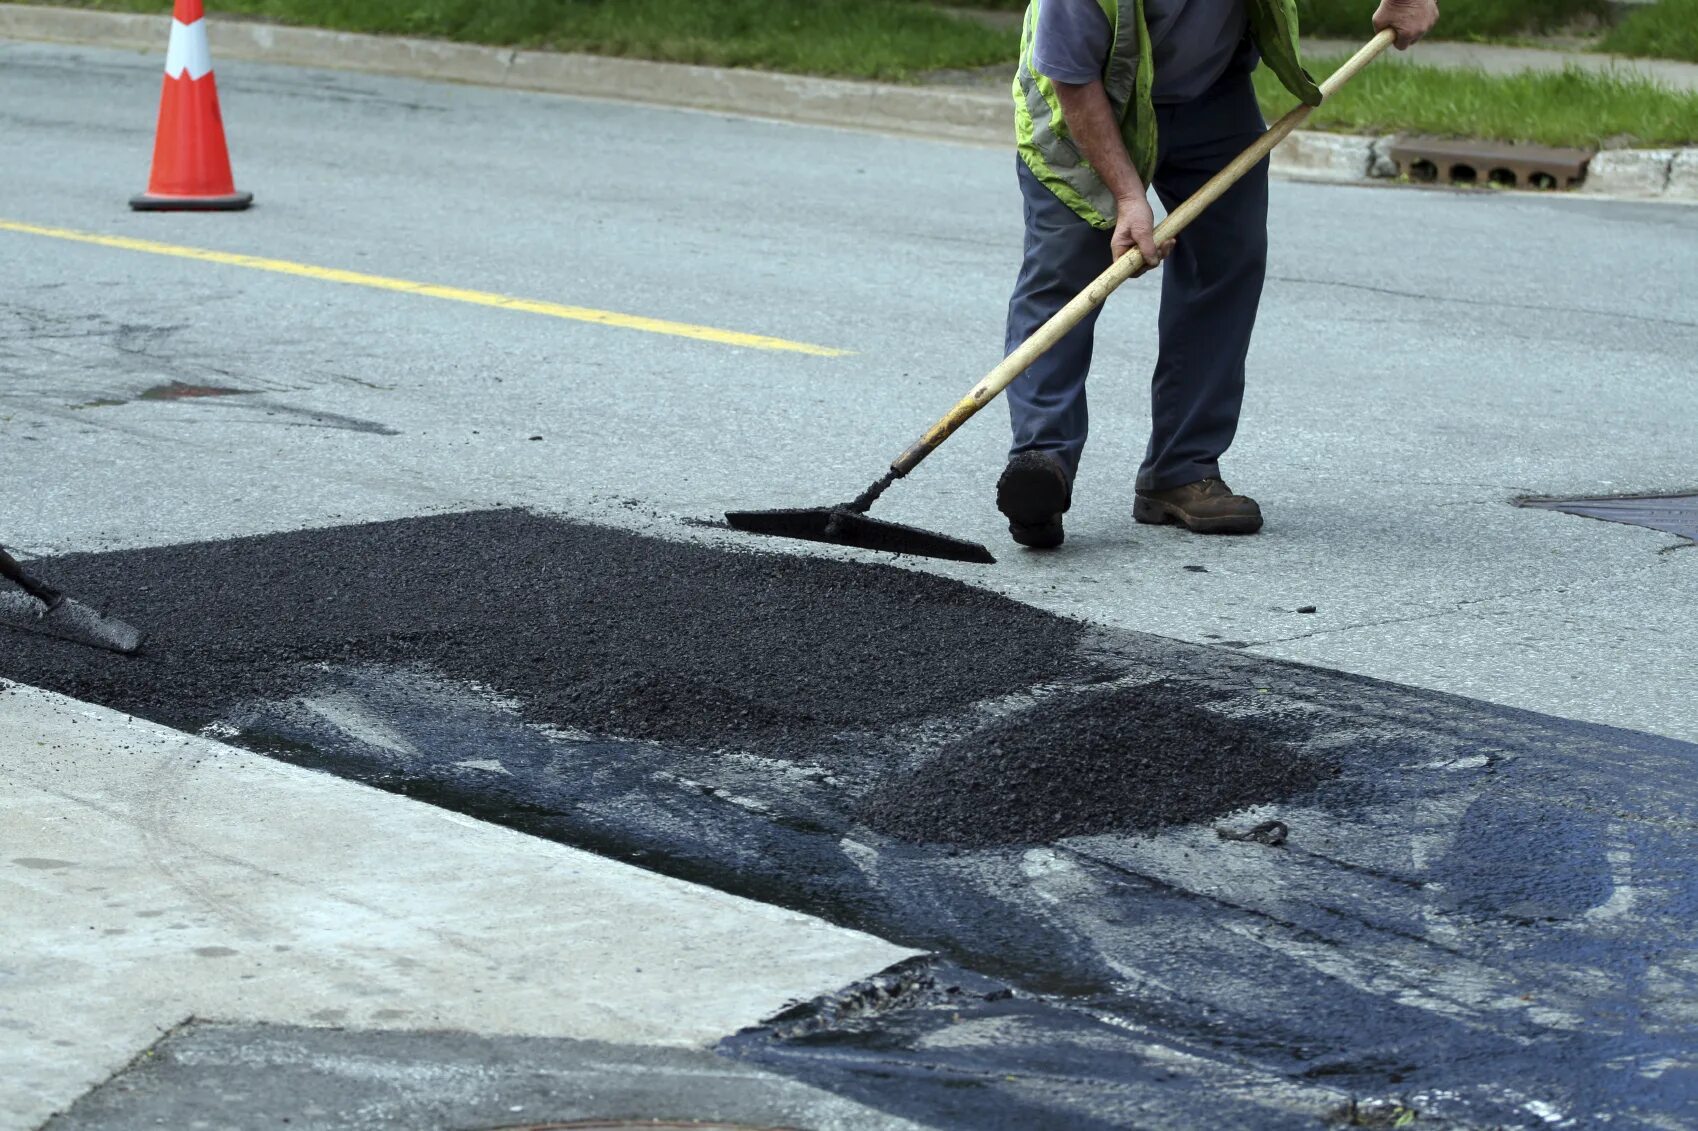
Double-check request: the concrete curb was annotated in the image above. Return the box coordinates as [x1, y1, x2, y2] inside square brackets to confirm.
[1268, 131, 1377, 182]
[1584, 147, 1680, 197]
[2, 3, 1694, 200]
[1672, 149, 1698, 198]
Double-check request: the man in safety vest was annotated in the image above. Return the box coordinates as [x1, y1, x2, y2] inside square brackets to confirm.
[994, 0, 1437, 549]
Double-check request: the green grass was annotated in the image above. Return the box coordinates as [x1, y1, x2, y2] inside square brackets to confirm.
[1259, 53, 1698, 146]
[1602, 0, 1698, 61]
[1296, 0, 1612, 40]
[37, 0, 1021, 80]
[28, 0, 1698, 145]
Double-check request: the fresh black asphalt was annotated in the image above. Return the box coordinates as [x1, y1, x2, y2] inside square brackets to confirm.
[1, 508, 1323, 845]
[4, 510, 1695, 1129]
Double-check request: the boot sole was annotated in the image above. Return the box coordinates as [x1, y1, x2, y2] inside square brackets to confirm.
[997, 457, 1069, 549]
[1132, 495, 1263, 535]
[1007, 520, 1064, 549]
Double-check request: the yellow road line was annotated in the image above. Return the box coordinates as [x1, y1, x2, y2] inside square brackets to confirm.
[0, 219, 849, 358]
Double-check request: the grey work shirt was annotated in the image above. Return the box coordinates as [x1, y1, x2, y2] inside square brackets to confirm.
[1031, 0, 1253, 104]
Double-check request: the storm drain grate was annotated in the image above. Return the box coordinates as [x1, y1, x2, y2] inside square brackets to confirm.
[1516, 492, 1698, 542]
[1388, 137, 1594, 190]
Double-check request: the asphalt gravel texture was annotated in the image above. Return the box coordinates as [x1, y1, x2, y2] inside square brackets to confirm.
[0, 510, 1330, 844]
[0, 510, 1082, 748]
[18, 512, 1693, 1127]
[860, 682, 1333, 846]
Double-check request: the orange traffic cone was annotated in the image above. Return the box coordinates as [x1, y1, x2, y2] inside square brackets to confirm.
[130, 0, 252, 211]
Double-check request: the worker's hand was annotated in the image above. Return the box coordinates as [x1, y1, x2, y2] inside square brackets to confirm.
[1112, 192, 1174, 278]
[1372, 0, 1439, 50]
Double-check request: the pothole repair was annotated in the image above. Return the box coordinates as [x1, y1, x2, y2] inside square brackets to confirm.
[5, 509, 1696, 1129]
[0, 509, 1314, 841]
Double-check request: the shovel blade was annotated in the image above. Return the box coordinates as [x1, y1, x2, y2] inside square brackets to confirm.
[0, 590, 144, 655]
[725, 506, 996, 566]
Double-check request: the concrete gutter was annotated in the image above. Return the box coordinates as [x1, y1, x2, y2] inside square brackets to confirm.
[1, 2, 1694, 200]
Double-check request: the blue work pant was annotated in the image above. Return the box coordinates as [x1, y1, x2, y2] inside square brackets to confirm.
[1004, 67, 1270, 491]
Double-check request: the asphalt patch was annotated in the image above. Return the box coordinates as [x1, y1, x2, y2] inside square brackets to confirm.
[0, 510, 1081, 757]
[8, 512, 1697, 1127]
[859, 682, 1333, 846]
[0, 510, 1336, 847]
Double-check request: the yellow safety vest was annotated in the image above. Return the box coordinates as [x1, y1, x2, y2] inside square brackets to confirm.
[1014, 0, 1321, 228]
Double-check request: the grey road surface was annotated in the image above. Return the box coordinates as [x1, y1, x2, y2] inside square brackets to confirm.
[2, 38, 1695, 742]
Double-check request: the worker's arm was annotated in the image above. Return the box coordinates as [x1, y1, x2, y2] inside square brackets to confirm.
[1372, 0, 1440, 50]
[1051, 78, 1175, 273]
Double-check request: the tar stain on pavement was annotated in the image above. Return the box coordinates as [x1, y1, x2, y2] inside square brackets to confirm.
[137, 381, 248, 400]
[82, 380, 400, 435]
[0, 509, 1320, 844]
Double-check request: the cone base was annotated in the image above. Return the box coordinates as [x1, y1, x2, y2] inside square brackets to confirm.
[130, 190, 253, 212]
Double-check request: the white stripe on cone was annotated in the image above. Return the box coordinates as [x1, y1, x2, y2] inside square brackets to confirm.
[163, 18, 213, 81]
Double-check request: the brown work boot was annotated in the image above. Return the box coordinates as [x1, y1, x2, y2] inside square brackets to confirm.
[1133, 477, 1263, 534]
[996, 450, 1071, 549]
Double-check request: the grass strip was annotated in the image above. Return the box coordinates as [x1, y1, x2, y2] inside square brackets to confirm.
[29, 0, 1021, 81]
[1602, 0, 1698, 63]
[1296, 0, 1612, 40]
[1258, 54, 1698, 147]
[44, 0, 1698, 73]
[24, 0, 1698, 147]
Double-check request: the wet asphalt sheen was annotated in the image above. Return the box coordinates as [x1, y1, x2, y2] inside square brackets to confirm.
[4, 512, 1695, 1128]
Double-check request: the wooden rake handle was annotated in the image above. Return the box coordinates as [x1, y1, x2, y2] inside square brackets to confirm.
[887, 28, 1396, 477]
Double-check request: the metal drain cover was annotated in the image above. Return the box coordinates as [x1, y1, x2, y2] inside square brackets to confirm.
[1517, 492, 1698, 542]
[1387, 135, 1593, 190]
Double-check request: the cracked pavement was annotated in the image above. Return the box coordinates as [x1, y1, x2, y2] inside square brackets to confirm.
[1, 37, 1695, 746]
